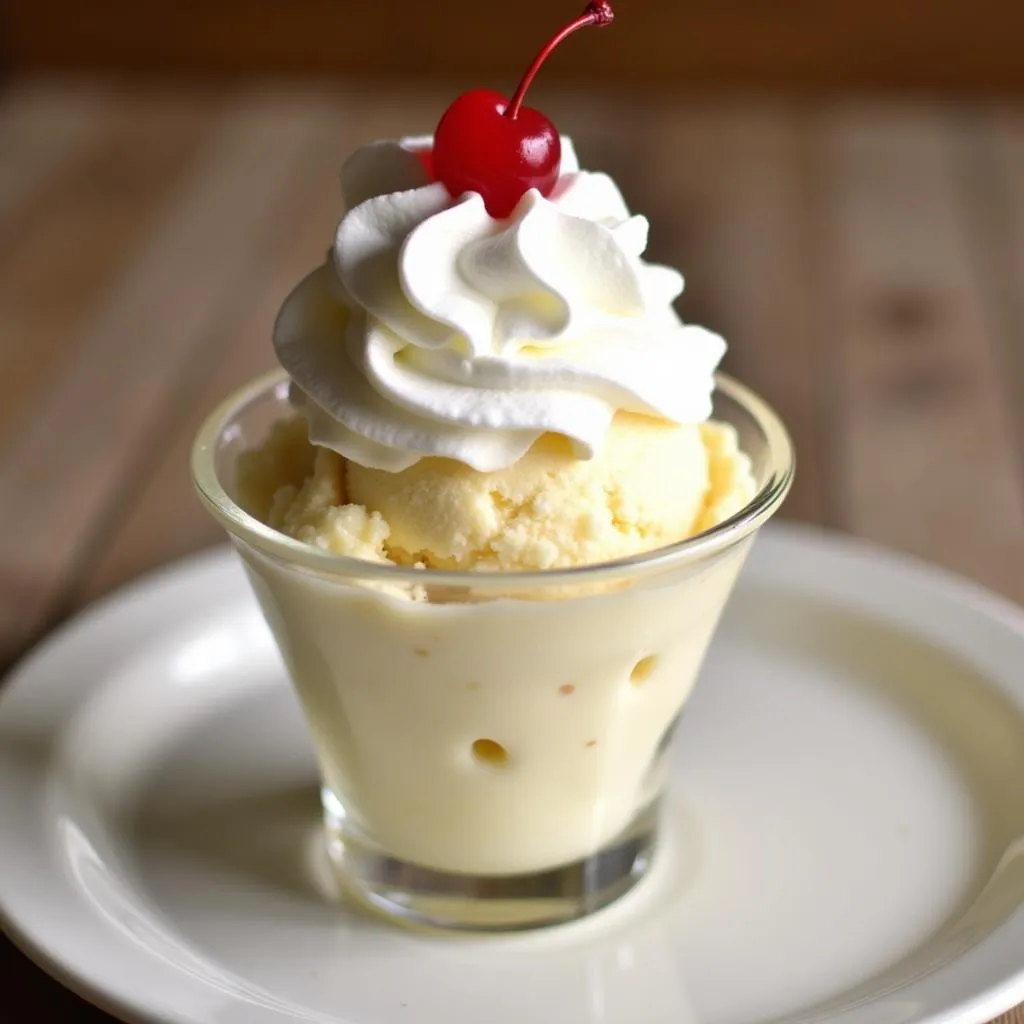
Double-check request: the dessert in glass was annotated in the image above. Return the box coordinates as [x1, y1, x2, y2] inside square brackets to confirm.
[192, 2, 793, 931]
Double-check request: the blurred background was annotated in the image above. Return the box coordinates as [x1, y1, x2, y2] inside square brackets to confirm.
[6, 0, 1024, 90]
[2, 3, 1024, 1021]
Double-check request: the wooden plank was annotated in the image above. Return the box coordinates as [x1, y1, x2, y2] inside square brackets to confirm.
[8, 0, 1024, 92]
[0, 80, 112, 245]
[969, 111, 1024, 479]
[638, 103, 825, 526]
[0, 91, 339, 664]
[0, 88, 216, 452]
[74, 122, 350, 603]
[811, 107, 1024, 604]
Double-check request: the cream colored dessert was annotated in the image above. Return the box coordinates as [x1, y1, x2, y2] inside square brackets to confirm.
[224, 133, 773, 877]
[237, 526, 751, 874]
[237, 413, 753, 572]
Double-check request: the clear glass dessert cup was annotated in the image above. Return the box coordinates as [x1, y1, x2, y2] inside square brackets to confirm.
[191, 368, 793, 932]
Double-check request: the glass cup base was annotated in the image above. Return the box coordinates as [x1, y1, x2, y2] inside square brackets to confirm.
[322, 787, 658, 932]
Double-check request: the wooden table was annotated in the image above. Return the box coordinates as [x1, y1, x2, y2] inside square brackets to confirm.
[1, 78, 1023, 1023]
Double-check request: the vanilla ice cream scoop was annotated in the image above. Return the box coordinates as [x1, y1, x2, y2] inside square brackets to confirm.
[238, 410, 753, 572]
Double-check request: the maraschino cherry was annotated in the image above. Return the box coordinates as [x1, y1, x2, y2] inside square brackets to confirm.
[432, 1, 615, 219]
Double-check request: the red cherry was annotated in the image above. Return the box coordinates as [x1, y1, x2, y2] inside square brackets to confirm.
[434, 90, 560, 218]
[433, 1, 615, 219]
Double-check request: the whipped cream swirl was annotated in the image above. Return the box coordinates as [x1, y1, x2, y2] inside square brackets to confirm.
[274, 135, 726, 472]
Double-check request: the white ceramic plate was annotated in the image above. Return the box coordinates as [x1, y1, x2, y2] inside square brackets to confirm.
[3, 523, 1024, 1024]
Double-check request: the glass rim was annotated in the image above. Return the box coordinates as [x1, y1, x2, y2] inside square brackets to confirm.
[191, 367, 794, 587]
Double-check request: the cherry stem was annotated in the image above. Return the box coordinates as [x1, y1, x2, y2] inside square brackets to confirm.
[505, 1, 615, 120]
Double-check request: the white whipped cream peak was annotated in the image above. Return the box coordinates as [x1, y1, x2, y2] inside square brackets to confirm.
[274, 135, 726, 472]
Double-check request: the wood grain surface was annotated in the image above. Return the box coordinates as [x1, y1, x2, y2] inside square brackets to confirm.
[8, 0, 1024, 93]
[1, 79, 1023, 1023]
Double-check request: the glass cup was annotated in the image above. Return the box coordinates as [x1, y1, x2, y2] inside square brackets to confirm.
[192, 368, 793, 932]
